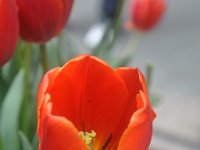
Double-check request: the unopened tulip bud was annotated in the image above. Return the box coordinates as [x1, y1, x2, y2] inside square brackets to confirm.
[17, 0, 73, 43]
[128, 0, 166, 31]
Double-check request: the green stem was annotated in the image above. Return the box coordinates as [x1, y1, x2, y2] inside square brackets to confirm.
[24, 43, 31, 83]
[57, 35, 63, 66]
[107, 0, 126, 50]
[21, 42, 32, 138]
[40, 44, 48, 73]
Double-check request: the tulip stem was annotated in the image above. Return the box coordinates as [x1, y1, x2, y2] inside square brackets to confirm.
[24, 43, 31, 79]
[40, 44, 48, 73]
[107, 0, 126, 50]
[21, 42, 32, 136]
[22, 42, 32, 91]
[57, 34, 63, 66]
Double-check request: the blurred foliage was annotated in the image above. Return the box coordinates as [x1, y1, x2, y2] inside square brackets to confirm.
[0, 70, 24, 150]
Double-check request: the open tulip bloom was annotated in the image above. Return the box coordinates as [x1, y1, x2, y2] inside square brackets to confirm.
[38, 55, 156, 150]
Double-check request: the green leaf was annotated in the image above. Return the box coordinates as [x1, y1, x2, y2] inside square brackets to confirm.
[19, 131, 33, 150]
[0, 134, 3, 150]
[0, 69, 25, 150]
[32, 132, 39, 150]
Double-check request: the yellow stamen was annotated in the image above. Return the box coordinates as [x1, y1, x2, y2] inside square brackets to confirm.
[79, 130, 96, 150]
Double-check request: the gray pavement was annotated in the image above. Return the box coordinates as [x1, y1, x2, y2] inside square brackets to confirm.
[67, 0, 200, 149]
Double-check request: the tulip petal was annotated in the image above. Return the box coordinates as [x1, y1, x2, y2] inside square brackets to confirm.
[115, 67, 156, 122]
[115, 67, 155, 150]
[100, 68, 145, 149]
[39, 99, 87, 150]
[38, 68, 61, 137]
[50, 55, 129, 148]
[115, 68, 143, 97]
[118, 92, 154, 150]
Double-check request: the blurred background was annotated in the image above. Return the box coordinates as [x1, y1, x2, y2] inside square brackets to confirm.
[67, 0, 200, 149]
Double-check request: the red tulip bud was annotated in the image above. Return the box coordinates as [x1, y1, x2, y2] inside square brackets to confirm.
[17, 0, 73, 43]
[0, 0, 19, 67]
[129, 0, 166, 30]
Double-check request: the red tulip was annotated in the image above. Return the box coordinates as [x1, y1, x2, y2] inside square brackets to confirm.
[17, 0, 73, 43]
[0, 0, 19, 67]
[128, 0, 166, 30]
[38, 55, 156, 150]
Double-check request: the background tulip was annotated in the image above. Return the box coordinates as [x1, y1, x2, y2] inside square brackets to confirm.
[38, 55, 156, 150]
[0, 0, 19, 67]
[129, 0, 166, 30]
[17, 0, 73, 43]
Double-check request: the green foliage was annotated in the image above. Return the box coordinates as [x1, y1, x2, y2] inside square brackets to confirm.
[0, 70, 25, 150]
[19, 131, 33, 150]
[0, 135, 3, 150]
[31, 133, 39, 150]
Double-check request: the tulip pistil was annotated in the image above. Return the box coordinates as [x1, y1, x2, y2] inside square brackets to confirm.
[80, 130, 96, 150]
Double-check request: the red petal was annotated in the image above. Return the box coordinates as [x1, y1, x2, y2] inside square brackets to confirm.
[101, 67, 145, 149]
[50, 55, 128, 148]
[116, 67, 156, 120]
[118, 92, 154, 150]
[38, 68, 60, 137]
[39, 99, 87, 150]
[115, 67, 155, 150]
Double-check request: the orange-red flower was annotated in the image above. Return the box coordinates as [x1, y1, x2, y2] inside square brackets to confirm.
[17, 0, 73, 43]
[0, 0, 19, 67]
[127, 0, 166, 31]
[38, 55, 156, 150]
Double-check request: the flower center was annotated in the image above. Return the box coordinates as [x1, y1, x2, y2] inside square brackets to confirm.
[79, 130, 96, 150]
